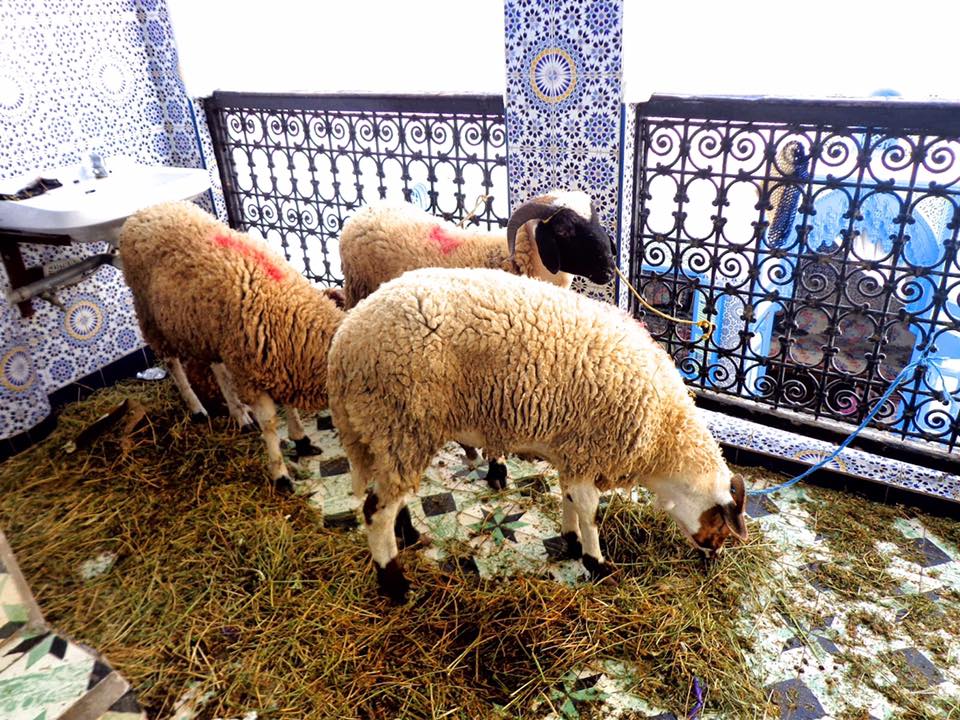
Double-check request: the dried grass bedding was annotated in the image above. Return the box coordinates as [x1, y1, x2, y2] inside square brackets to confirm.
[1, 380, 956, 718]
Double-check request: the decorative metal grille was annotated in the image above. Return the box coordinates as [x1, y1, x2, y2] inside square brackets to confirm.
[205, 93, 509, 286]
[630, 96, 960, 461]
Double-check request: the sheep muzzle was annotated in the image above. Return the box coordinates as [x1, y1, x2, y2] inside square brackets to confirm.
[692, 475, 748, 552]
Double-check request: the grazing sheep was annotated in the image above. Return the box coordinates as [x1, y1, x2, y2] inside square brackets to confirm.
[339, 190, 617, 488]
[328, 268, 748, 603]
[120, 201, 344, 491]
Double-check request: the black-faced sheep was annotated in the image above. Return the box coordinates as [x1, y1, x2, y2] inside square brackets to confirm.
[338, 190, 618, 489]
[327, 268, 748, 603]
[120, 201, 344, 491]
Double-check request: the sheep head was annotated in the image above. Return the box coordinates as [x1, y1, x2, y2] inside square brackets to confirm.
[650, 465, 748, 556]
[506, 191, 616, 285]
[321, 286, 346, 310]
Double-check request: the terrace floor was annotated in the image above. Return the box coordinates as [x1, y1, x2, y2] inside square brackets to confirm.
[0, 381, 958, 719]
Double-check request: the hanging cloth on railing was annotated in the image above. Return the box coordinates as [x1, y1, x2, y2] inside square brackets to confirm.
[766, 141, 810, 248]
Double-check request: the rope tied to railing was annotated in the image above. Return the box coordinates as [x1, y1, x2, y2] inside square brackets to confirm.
[612, 270, 949, 497]
[748, 347, 949, 496]
[458, 194, 491, 228]
[614, 266, 715, 341]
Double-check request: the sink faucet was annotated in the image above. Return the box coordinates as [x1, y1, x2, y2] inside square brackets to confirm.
[90, 152, 108, 179]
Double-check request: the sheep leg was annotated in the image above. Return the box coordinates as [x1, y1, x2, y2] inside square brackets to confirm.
[393, 504, 422, 549]
[568, 482, 615, 583]
[285, 408, 323, 458]
[362, 486, 410, 604]
[210, 363, 257, 431]
[561, 490, 583, 560]
[485, 456, 508, 491]
[167, 357, 207, 422]
[252, 393, 294, 493]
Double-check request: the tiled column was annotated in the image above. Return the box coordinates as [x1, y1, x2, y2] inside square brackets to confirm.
[503, 0, 624, 303]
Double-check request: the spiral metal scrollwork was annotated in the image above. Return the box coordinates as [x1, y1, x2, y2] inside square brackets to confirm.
[207, 95, 509, 289]
[630, 100, 960, 452]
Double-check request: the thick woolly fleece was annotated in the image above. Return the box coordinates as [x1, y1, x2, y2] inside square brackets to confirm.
[338, 201, 571, 309]
[328, 268, 737, 525]
[120, 201, 344, 413]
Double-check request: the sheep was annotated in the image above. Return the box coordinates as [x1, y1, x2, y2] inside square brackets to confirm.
[119, 201, 345, 491]
[327, 268, 748, 603]
[338, 190, 618, 489]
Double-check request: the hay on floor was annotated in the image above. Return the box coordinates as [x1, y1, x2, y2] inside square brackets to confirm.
[0, 380, 779, 717]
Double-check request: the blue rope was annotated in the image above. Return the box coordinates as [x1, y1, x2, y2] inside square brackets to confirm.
[748, 348, 947, 496]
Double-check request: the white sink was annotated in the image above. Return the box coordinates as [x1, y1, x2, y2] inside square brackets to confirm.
[0, 156, 211, 243]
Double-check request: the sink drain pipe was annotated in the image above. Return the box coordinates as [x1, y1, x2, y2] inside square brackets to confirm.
[5, 252, 119, 305]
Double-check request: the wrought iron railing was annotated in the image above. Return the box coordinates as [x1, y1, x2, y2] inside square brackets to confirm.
[205, 93, 509, 286]
[629, 95, 960, 467]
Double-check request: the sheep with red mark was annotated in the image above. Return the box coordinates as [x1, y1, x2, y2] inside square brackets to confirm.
[339, 190, 615, 308]
[338, 190, 617, 489]
[119, 201, 345, 491]
[328, 268, 748, 603]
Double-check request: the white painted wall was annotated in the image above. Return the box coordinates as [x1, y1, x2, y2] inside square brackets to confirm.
[624, 0, 960, 101]
[167, 0, 505, 97]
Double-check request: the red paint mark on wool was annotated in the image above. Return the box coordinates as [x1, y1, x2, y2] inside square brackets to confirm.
[212, 233, 285, 281]
[429, 225, 462, 255]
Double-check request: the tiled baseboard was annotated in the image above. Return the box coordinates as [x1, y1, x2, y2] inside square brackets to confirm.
[0, 347, 155, 463]
[705, 408, 960, 516]
[0, 529, 144, 720]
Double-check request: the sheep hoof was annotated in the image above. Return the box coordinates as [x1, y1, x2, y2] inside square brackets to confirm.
[293, 436, 323, 458]
[189, 411, 208, 424]
[485, 461, 508, 491]
[274, 475, 295, 494]
[239, 420, 260, 434]
[562, 531, 583, 560]
[376, 558, 409, 604]
[583, 555, 616, 584]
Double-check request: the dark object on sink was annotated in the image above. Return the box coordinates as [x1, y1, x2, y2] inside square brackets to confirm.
[0, 177, 63, 201]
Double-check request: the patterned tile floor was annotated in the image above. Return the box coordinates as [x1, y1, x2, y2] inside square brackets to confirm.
[293, 412, 960, 720]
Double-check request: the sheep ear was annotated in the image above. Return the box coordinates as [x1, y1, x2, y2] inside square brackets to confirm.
[721, 502, 748, 541]
[535, 223, 561, 273]
[721, 474, 748, 541]
[730, 473, 746, 511]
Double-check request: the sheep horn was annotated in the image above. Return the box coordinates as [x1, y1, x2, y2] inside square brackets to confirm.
[506, 200, 559, 257]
